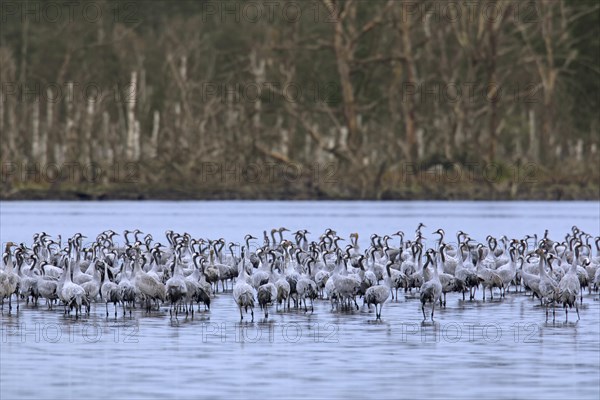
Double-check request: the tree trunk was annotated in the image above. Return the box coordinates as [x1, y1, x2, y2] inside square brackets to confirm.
[65, 82, 76, 163]
[126, 71, 138, 160]
[31, 102, 39, 162]
[528, 109, 537, 161]
[400, 13, 418, 162]
[325, 0, 360, 153]
[487, 11, 498, 162]
[149, 110, 160, 159]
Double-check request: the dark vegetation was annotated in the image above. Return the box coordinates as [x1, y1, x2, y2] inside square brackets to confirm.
[1, 0, 598, 199]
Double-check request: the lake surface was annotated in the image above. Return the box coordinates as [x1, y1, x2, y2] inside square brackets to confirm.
[1, 201, 599, 399]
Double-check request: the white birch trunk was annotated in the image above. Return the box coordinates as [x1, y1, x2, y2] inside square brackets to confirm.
[149, 110, 160, 158]
[65, 82, 75, 162]
[126, 71, 138, 160]
[82, 98, 94, 165]
[528, 109, 537, 161]
[31, 101, 40, 161]
[102, 112, 113, 164]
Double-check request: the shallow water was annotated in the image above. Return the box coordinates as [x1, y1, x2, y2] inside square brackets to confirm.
[1, 201, 599, 399]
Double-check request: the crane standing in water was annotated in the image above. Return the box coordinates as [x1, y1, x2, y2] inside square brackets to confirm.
[420, 250, 442, 321]
[233, 247, 256, 321]
[3, 228, 596, 325]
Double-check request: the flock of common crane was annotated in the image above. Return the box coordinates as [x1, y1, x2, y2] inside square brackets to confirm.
[1, 225, 599, 323]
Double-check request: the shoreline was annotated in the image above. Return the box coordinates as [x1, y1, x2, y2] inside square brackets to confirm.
[1, 183, 598, 201]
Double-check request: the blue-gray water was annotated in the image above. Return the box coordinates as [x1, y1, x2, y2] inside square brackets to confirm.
[1, 201, 599, 399]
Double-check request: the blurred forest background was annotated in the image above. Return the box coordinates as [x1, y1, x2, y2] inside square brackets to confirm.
[1, 0, 598, 200]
